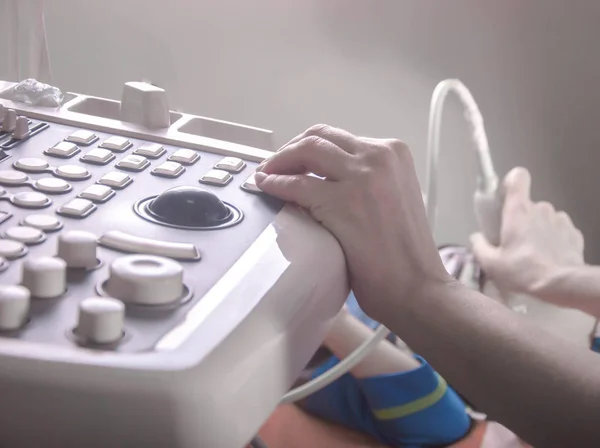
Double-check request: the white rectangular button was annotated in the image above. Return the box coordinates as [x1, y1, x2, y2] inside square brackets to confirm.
[45, 141, 80, 158]
[134, 143, 165, 158]
[81, 148, 115, 165]
[116, 155, 149, 171]
[199, 169, 232, 186]
[168, 149, 200, 165]
[98, 171, 132, 189]
[79, 184, 114, 202]
[58, 198, 96, 218]
[99, 230, 200, 260]
[65, 130, 97, 145]
[152, 161, 185, 178]
[99, 136, 132, 152]
[215, 157, 245, 173]
[241, 173, 261, 193]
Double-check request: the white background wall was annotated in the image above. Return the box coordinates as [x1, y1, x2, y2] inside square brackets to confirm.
[3, 1, 600, 260]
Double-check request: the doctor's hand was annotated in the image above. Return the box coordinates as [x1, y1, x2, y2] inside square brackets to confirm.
[254, 124, 451, 320]
[470, 167, 585, 296]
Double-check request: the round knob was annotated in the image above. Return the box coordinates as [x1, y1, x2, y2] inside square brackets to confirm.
[57, 230, 98, 269]
[105, 255, 183, 305]
[1, 109, 16, 132]
[21, 257, 67, 298]
[147, 186, 232, 227]
[77, 297, 125, 344]
[0, 285, 30, 330]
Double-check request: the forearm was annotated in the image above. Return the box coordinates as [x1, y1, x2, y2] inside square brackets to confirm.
[378, 280, 600, 447]
[324, 311, 420, 379]
[532, 265, 600, 318]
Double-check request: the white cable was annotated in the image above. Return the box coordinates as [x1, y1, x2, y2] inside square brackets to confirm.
[425, 79, 498, 232]
[281, 79, 496, 404]
[280, 324, 390, 403]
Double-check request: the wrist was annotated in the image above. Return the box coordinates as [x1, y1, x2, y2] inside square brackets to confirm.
[372, 275, 459, 325]
[527, 265, 582, 304]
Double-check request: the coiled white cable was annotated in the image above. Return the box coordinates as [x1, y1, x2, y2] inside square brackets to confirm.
[426, 79, 498, 232]
[281, 79, 495, 405]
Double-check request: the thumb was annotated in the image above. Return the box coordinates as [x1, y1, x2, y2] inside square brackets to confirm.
[503, 167, 531, 204]
[470, 232, 500, 268]
[254, 172, 327, 209]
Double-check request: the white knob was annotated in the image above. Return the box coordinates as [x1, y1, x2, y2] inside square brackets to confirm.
[105, 255, 184, 305]
[21, 257, 67, 298]
[13, 117, 29, 140]
[0, 285, 30, 330]
[57, 230, 98, 269]
[1, 109, 16, 132]
[0, 105, 6, 123]
[77, 297, 125, 344]
[120, 82, 170, 129]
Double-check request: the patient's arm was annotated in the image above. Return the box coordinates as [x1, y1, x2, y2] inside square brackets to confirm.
[531, 265, 600, 318]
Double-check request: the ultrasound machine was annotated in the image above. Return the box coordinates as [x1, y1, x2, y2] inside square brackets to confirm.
[0, 80, 349, 447]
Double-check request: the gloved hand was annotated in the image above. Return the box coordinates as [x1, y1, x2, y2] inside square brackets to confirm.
[254, 124, 451, 321]
[470, 167, 585, 296]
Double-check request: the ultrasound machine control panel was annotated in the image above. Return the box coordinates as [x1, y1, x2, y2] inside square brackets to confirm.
[0, 81, 348, 448]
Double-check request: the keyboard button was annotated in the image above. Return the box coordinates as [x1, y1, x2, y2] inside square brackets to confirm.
[81, 148, 115, 165]
[22, 214, 62, 231]
[152, 161, 185, 178]
[45, 142, 80, 158]
[65, 130, 98, 145]
[215, 157, 246, 173]
[0, 170, 28, 185]
[241, 173, 262, 193]
[116, 155, 149, 172]
[34, 178, 71, 194]
[14, 158, 49, 173]
[55, 165, 90, 180]
[4, 226, 45, 245]
[168, 149, 199, 165]
[79, 184, 114, 203]
[199, 169, 232, 186]
[11, 192, 51, 209]
[134, 143, 166, 158]
[99, 230, 200, 260]
[57, 198, 96, 218]
[0, 239, 26, 259]
[99, 136, 132, 152]
[98, 171, 132, 189]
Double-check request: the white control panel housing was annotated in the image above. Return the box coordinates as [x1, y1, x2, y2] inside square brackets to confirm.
[0, 80, 348, 448]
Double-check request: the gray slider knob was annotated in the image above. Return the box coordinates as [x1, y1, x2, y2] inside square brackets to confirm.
[1, 109, 16, 132]
[13, 116, 29, 140]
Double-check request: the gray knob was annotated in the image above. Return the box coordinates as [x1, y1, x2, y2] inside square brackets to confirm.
[1, 109, 16, 132]
[77, 297, 125, 344]
[0, 285, 30, 330]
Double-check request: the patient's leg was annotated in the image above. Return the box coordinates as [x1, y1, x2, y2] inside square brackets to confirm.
[300, 305, 472, 447]
[323, 305, 420, 378]
[257, 404, 387, 448]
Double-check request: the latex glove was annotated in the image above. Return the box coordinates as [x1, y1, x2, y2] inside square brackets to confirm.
[470, 167, 585, 295]
[254, 124, 451, 320]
